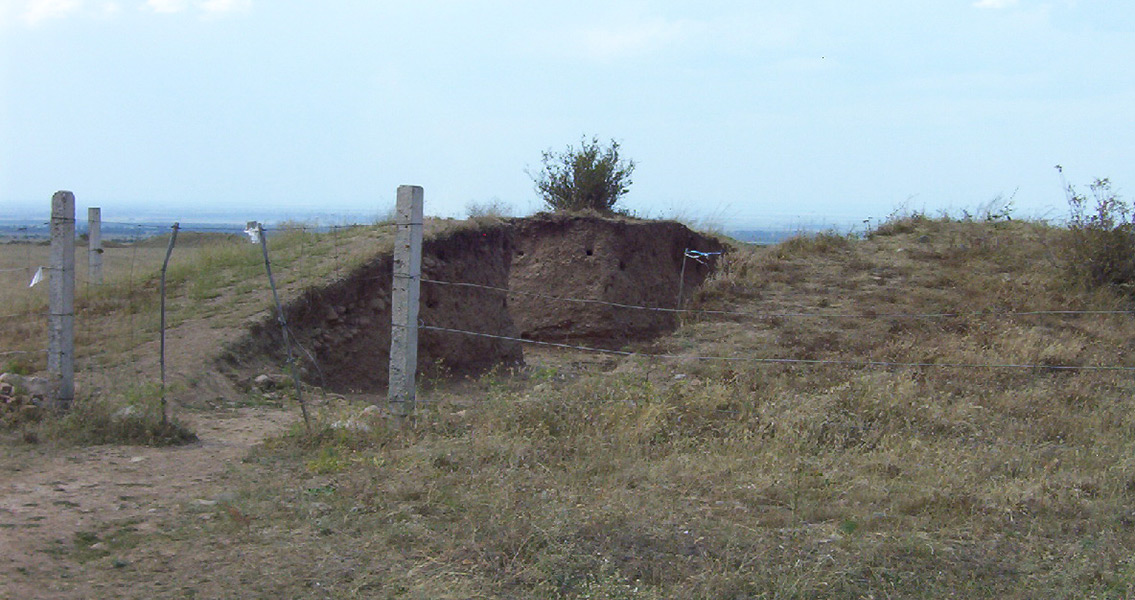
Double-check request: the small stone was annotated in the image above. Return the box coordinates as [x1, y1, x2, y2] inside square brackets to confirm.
[360, 405, 385, 418]
[113, 405, 138, 420]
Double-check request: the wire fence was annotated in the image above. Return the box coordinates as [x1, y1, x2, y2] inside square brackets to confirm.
[2, 210, 1134, 424]
[0, 215, 396, 414]
[419, 324, 1135, 373]
[420, 277, 1135, 322]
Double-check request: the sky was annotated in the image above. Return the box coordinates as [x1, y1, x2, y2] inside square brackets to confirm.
[1, 0, 1132, 228]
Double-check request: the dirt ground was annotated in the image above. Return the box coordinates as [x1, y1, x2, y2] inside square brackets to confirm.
[0, 407, 297, 600]
[0, 215, 722, 598]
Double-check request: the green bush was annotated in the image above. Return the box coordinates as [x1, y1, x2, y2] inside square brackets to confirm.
[530, 136, 635, 213]
[1063, 177, 1135, 290]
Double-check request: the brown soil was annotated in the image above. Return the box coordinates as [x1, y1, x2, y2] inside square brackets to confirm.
[222, 214, 723, 393]
[0, 213, 724, 599]
[0, 407, 297, 600]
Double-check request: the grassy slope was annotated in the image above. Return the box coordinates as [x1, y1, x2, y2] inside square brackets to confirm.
[15, 216, 1135, 598]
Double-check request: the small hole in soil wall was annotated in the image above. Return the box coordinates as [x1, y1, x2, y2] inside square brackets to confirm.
[618, 260, 626, 271]
[517, 250, 525, 257]
[585, 248, 594, 256]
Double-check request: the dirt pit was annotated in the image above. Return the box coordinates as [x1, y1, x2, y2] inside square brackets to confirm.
[222, 214, 725, 393]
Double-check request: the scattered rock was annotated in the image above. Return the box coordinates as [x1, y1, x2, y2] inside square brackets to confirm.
[113, 405, 139, 420]
[360, 404, 386, 419]
[330, 418, 371, 433]
[0, 373, 54, 401]
[252, 374, 288, 391]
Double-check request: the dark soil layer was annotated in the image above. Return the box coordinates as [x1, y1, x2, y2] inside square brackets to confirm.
[509, 216, 723, 344]
[222, 214, 723, 393]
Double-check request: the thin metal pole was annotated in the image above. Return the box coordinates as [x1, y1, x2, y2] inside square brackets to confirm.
[257, 223, 311, 431]
[159, 223, 179, 426]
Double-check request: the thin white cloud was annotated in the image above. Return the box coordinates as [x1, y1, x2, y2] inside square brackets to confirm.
[144, 0, 249, 17]
[198, 0, 249, 15]
[973, 0, 1019, 8]
[145, 0, 188, 13]
[21, 0, 83, 25]
[579, 17, 707, 60]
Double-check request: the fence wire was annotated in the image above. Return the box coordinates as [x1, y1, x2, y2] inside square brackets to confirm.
[420, 277, 1135, 321]
[420, 324, 1135, 373]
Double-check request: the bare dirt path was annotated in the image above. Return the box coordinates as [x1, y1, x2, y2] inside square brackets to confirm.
[0, 407, 296, 600]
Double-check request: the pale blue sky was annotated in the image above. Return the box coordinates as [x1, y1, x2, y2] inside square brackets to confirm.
[1, 1, 1132, 227]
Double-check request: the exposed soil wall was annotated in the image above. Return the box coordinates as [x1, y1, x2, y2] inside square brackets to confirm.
[510, 216, 723, 346]
[221, 215, 723, 393]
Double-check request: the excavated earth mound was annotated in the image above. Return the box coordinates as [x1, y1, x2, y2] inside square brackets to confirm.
[221, 214, 724, 393]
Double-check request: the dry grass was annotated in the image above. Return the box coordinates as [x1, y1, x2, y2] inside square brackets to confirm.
[0, 221, 404, 441]
[8, 215, 1135, 597]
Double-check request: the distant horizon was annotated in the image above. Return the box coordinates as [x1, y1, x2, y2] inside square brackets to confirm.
[0, 191, 1060, 234]
[3, 2, 1128, 230]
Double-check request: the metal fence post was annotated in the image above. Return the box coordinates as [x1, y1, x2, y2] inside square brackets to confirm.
[253, 222, 312, 431]
[388, 185, 423, 420]
[49, 191, 75, 411]
[159, 223, 180, 425]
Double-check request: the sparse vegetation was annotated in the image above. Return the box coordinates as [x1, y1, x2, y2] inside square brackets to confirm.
[530, 136, 635, 214]
[465, 197, 515, 219]
[1062, 176, 1135, 292]
[5, 211, 1135, 598]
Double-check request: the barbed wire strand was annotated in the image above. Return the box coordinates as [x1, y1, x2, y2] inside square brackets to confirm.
[420, 324, 1135, 372]
[420, 277, 1135, 321]
[0, 313, 46, 320]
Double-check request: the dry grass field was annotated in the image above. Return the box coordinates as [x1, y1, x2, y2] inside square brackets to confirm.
[4, 214, 1135, 599]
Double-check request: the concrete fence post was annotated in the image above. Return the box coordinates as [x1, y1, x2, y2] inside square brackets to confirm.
[49, 191, 75, 411]
[88, 207, 103, 285]
[388, 185, 423, 420]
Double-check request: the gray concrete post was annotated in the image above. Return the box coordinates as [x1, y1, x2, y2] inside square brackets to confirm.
[49, 191, 75, 411]
[88, 207, 103, 285]
[388, 185, 423, 418]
